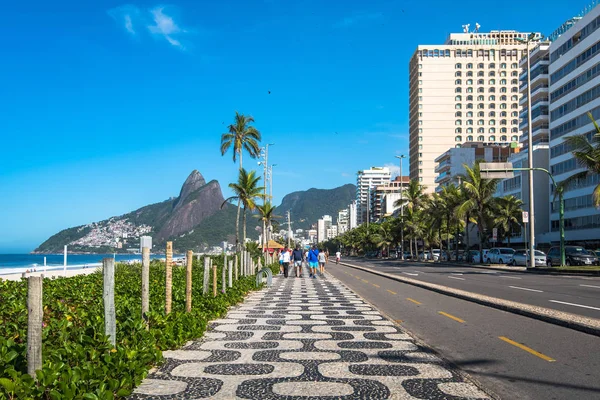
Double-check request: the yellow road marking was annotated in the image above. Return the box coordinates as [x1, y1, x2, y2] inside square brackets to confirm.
[395, 319, 403, 323]
[355, 276, 361, 280]
[499, 336, 556, 362]
[372, 284, 380, 288]
[438, 311, 465, 323]
[387, 290, 397, 295]
[361, 279, 369, 283]
[407, 298, 421, 305]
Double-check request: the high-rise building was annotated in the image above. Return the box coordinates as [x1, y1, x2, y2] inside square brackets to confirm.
[337, 209, 350, 235]
[545, 5, 600, 244]
[356, 167, 391, 224]
[348, 201, 358, 229]
[409, 29, 540, 193]
[317, 215, 332, 243]
[371, 176, 410, 220]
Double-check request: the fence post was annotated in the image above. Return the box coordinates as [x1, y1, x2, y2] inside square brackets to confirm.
[228, 260, 233, 288]
[27, 276, 43, 377]
[186, 250, 193, 313]
[103, 258, 116, 346]
[203, 257, 210, 295]
[234, 254, 238, 281]
[165, 242, 173, 315]
[212, 261, 217, 297]
[222, 253, 227, 294]
[141, 247, 150, 329]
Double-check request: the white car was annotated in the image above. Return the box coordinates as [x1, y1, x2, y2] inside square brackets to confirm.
[486, 248, 515, 264]
[431, 249, 448, 261]
[511, 250, 546, 267]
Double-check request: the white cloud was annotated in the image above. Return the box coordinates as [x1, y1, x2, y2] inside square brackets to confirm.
[108, 5, 141, 35]
[383, 162, 402, 179]
[124, 15, 134, 33]
[148, 7, 186, 49]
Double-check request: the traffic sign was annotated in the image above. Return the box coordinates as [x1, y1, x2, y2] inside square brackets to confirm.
[522, 211, 529, 223]
[492, 227, 498, 242]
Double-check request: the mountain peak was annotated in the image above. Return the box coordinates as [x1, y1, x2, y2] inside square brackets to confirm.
[177, 170, 206, 206]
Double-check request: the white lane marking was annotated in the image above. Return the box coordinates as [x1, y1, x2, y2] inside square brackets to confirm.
[509, 286, 543, 293]
[549, 300, 600, 311]
[499, 275, 522, 279]
[451, 273, 464, 276]
[580, 284, 600, 289]
[448, 276, 466, 281]
[403, 272, 419, 276]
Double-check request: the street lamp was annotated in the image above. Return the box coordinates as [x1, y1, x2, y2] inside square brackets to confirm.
[258, 143, 275, 252]
[515, 32, 541, 272]
[395, 155, 406, 260]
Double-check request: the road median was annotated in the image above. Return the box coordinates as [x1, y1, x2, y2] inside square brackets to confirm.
[340, 261, 600, 338]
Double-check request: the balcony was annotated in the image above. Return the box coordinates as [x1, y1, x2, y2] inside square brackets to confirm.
[520, 84, 549, 105]
[435, 171, 452, 184]
[435, 159, 451, 173]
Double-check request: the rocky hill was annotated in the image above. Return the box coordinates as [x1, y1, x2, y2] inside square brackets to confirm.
[278, 184, 357, 230]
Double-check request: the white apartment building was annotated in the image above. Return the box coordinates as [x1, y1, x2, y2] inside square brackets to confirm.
[337, 209, 349, 235]
[317, 215, 332, 243]
[409, 29, 540, 193]
[356, 167, 391, 224]
[348, 201, 358, 229]
[372, 176, 410, 220]
[326, 225, 338, 240]
[545, 5, 600, 244]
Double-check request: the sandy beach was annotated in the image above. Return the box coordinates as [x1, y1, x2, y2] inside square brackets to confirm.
[0, 267, 101, 282]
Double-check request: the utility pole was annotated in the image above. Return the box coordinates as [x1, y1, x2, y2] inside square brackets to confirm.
[395, 155, 406, 260]
[258, 144, 274, 251]
[287, 210, 292, 248]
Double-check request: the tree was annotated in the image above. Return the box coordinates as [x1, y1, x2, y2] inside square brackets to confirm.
[439, 184, 462, 259]
[220, 112, 262, 250]
[255, 202, 280, 247]
[374, 222, 394, 257]
[457, 161, 499, 263]
[394, 179, 429, 257]
[561, 112, 600, 206]
[222, 169, 264, 250]
[493, 195, 523, 247]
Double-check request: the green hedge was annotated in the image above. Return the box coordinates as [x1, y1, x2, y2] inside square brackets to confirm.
[0, 257, 278, 399]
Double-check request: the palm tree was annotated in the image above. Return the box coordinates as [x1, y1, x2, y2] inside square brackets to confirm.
[220, 112, 262, 250]
[394, 180, 428, 256]
[374, 222, 394, 257]
[255, 201, 280, 247]
[222, 169, 264, 249]
[493, 195, 523, 247]
[457, 161, 500, 263]
[561, 112, 600, 206]
[439, 184, 462, 259]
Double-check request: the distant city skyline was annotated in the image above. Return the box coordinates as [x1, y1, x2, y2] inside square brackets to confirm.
[0, 0, 583, 252]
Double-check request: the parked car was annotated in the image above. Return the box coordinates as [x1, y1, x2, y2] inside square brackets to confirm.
[470, 249, 490, 263]
[511, 250, 546, 267]
[431, 249, 449, 261]
[418, 251, 432, 261]
[486, 248, 515, 264]
[547, 246, 600, 266]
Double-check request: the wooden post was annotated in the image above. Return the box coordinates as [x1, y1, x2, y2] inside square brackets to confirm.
[203, 257, 210, 295]
[222, 254, 227, 294]
[212, 261, 217, 297]
[165, 242, 173, 315]
[228, 260, 233, 288]
[234, 254, 238, 281]
[27, 276, 43, 377]
[141, 247, 150, 329]
[186, 250, 193, 313]
[103, 258, 116, 346]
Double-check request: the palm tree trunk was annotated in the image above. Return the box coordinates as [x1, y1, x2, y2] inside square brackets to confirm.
[235, 151, 244, 252]
[242, 206, 247, 250]
[465, 213, 470, 263]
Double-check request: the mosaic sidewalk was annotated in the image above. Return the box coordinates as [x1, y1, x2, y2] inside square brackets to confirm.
[131, 268, 490, 399]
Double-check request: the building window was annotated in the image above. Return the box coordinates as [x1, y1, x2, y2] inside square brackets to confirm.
[455, 128, 462, 133]
[419, 136, 423, 141]
[500, 79, 507, 85]
[489, 63, 496, 69]
[500, 111, 507, 117]
[500, 71, 507, 77]
[500, 119, 507, 125]
[478, 71, 484, 77]
[466, 87, 473, 94]
[511, 79, 518, 85]
[466, 63, 473, 69]
[418, 120, 423, 125]
[455, 111, 462, 117]
[478, 127, 485, 133]
[466, 95, 473, 101]
[466, 127, 473, 133]
[489, 71, 496, 77]
[455, 79, 462, 85]
[419, 88, 422, 93]
[511, 71, 518, 76]
[489, 87, 496, 93]
[500, 135, 507, 141]
[419, 161, 423, 165]
[478, 103, 484, 109]
[478, 119, 485, 125]
[478, 87, 485, 93]
[478, 135, 485, 141]
[455, 135, 462, 142]
[455, 120, 462, 125]
[511, 63, 518, 68]
[455, 87, 462, 93]
[467, 103, 473, 109]
[455, 95, 462, 101]
[419, 128, 423, 133]
[489, 119, 496, 125]
[455, 104, 462, 109]
[500, 95, 507, 101]
[489, 95, 496, 101]
[511, 87, 518, 93]
[467, 119, 473, 125]
[455, 71, 462, 77]
[467, 135, 473, 141]
[500, 87, 507, 93]
[489, 79, 496, 85]
[511, 111, 518, 117]
[467, 79, 473, 85]
[466, 71, 473, 77]
[466, 111, 473, 117]
[500, 103, 507, 109]
[500, 128, 507, 134]
[419, 169, 423, 173]
[419, 152, 422, 157]
[455, 63, 462, 69]
[511, 95, 518, 101]
[489, 135, 496, 141]
[419, 144, 423, 149]
[500, 63, 507, 69]
[419, 177, 423, 182]
[477, 95, 484, 101]
[489, 128, 496, 134]
[478, 63, 484, 68]
[511, 135, 518, 141]
[512, 103, 518, 109]
[478, 111, 484, 117]
[489, 111, 496, 117]
[512, 119, 518, 125]
[477, 79, 484, 85]
[512, 127, 518, 133]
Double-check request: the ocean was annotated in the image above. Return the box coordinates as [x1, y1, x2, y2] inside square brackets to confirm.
[0, 253, 181, 275]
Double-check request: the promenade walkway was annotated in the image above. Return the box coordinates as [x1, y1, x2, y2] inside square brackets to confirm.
[130, 267, 490, 399]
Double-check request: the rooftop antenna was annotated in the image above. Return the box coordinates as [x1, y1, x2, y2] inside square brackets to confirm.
[462, 24, 470, 33]
[474, 23, 481, 33]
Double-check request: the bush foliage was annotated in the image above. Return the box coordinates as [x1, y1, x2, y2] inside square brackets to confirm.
[0, 257, 276, 399]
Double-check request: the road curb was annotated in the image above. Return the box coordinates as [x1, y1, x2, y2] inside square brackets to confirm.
[340, 261, 600, 338]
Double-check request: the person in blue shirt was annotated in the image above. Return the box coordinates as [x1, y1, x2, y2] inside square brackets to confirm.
[307, 245, 319, 278]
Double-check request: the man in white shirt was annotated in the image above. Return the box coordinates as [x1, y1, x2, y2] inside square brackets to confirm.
[335, 251, 341, 264]
[282, 247, 291, 278]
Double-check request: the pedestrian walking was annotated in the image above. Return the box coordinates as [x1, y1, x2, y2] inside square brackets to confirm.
[292, 245, 304, 278]
[278, 250, 284, 275]
[318, 249, 326, 276]
[335, 250, 341, 264]
[282, 247, 291, 278]
[307, 245, 319, 278]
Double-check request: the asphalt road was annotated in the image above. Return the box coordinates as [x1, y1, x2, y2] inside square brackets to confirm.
[347, 258, 600, 319]
[327, 261, 600, 400]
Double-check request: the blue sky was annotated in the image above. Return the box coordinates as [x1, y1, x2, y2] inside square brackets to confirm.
[0, 0, 585, 252]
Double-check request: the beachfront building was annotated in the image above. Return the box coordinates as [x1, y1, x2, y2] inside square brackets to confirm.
[543, 5, 600, 245]
[409, 29, 540, 193]
[317, 215, 332, 244]
[371, 176, 410, 220]
[356, 167, 391, 224]
[337, 209, 350, 235]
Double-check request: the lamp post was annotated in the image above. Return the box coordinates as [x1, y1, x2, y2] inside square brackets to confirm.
[515, 33, 540, 270]
[395, 155, 406, 260]
[258, 143, 275, 251]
